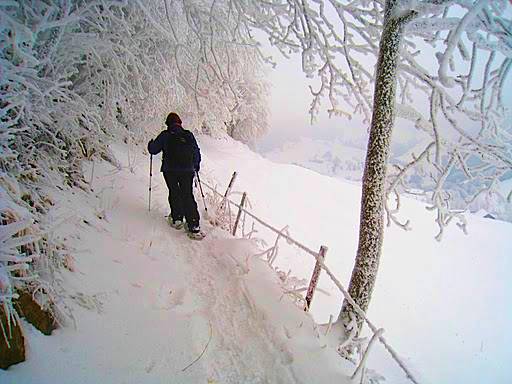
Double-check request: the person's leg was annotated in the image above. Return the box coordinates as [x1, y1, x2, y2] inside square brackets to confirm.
[177, 172, 200, 230]
[163, 172, 184, 222]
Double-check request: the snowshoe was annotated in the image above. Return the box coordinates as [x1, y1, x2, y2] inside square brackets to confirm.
[187, 230, 206, 240]
[187, 225, 205, 240]
[168, 217, 184, 230]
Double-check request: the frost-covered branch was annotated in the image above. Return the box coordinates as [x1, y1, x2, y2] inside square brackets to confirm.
[229, 0, 511, 226]
[1, 0, 269, 328]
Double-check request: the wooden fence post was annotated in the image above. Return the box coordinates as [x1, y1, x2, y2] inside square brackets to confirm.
[232, 192, 247, 236]
[304, 245, 328, 312]
[220, 171, 237, 210]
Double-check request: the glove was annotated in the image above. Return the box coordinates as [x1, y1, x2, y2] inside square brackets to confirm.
[195, 164, 200, 173]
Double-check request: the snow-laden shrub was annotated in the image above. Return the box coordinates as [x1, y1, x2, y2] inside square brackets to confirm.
[0, 0, 268, 324]
[0, 182, 45, 339]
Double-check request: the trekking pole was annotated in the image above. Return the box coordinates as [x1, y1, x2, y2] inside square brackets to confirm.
[196, 171, 208, 213]
[149, 155, 153, 212]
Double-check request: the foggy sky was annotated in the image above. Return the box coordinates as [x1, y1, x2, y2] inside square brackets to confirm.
[253, 11, 512, 155]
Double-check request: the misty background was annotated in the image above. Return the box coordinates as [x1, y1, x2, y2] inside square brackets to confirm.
[251, 35, 512, 221]
[253, 30, 429, 158]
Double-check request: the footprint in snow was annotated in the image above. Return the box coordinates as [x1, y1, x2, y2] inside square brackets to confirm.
[154, 284, 185, 310]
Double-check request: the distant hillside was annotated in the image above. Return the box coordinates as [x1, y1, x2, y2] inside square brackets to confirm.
[262, 137, 512, 222]
[263, 137, 366, 182]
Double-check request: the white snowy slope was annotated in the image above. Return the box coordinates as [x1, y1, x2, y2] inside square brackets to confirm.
[199, 135, 512, 384]
[2, 134, 511, 384]
[264, 136, 512, 222]
[0, 142, 351, 384]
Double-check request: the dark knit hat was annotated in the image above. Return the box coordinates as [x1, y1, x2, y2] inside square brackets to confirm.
[165, 112, 182, 126]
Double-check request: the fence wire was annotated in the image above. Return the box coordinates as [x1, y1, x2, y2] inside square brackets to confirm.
[198, 176, 420, 384]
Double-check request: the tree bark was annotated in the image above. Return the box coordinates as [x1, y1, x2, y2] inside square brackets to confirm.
[339, 1, 416, 333]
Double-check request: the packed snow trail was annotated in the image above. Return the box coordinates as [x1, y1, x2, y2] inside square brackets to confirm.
[1, 142, 349, 384]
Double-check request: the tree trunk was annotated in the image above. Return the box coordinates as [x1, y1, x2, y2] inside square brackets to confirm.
[339, 2, 416, 333]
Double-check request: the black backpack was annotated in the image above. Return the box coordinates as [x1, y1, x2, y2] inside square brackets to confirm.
[165, 129, 195, 169]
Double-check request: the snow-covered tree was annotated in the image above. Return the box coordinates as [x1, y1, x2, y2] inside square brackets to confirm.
[225, 75, 270, 144]
[0, 0, 268, 334]
[230, 0, 512, 333]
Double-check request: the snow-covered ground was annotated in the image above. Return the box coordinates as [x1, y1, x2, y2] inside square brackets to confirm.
[0, 141, 351, 384]
[2, 134, 511, 384]
[201, 136, 512, 384]
[263, 136, 512, 222]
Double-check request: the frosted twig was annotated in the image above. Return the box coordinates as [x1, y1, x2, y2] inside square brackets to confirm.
[351, 328, 385, 380]
[181, 320, 213, 372]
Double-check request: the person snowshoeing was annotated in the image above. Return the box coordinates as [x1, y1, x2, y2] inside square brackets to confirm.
[148, 112, 202, 238]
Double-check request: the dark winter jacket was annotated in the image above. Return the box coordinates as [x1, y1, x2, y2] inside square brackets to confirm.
[148, 123, 201, 173]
